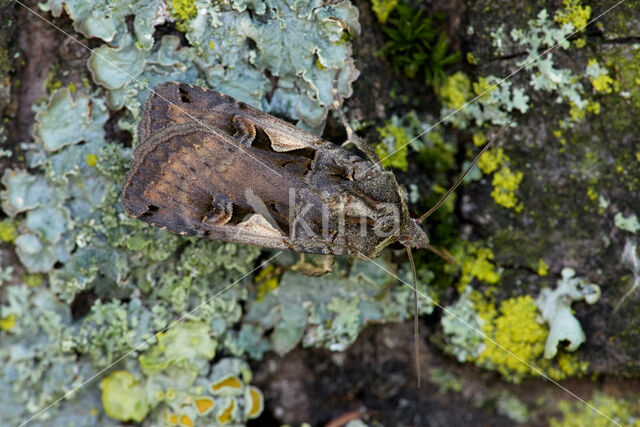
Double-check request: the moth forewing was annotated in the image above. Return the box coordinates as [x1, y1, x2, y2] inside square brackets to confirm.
[121, 81, 424, 258]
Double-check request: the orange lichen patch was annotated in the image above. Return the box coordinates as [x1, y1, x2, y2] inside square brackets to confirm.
[194, 396, 215, 415]
[217, 398, 236, 424]
[245, 386, 264, 419]
[168, 412, 179, 425]
[210, 375, 243, 395]
[179, 413, 194, 427]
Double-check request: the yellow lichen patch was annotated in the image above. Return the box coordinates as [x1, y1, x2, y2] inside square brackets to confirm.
[436, 71, 472, 110]
[86, 153, 99, 167]
[476, 295, 548, 382]
[0, 314, 16, 331]
[375, 122, 409, 171]
[168, 412, 179, 425]
[591, 74, 614, 94]
[23, 273, 43, 287]
[537, 259, 549, 276]
[472, 132, 486, 147]
[371, 0, 398, 23]
[457, 244, 501, 291]
[477, 147, 506, 174]
[210, 375, 243, 395]
[472, 76, 496, 101]
[194, 396, 215, 415]
[169, 0, 197, 31]
[217, 398, 236, 424]
[179, 414, 194, 427]
[554, 0, 591, 30]
[491, 167, 524, 211]
[0, 218, 17, 243]
[165, 389, 176, 400]
[254, 265, 279, 301]
[550, 392, 640, 427]
[245, 386, 264, 419]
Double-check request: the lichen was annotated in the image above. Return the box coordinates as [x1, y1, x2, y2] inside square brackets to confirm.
[550, 392, 640, 427]
[457, 242, 501, 291]
[375, 118, 410, 171]
[440, 286, 485, 362]
[82, 0, 361, 131]
[614, 212, 640, 234]
[490, 166, 524, 211]
[536, 267, 600, 359]
[476, 294, 548, 382]
[370, 0, 398, 23]
[615, 239, 640, 310]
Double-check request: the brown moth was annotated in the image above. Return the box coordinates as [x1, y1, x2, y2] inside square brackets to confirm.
[121, 81, 507, 386]
[121, 81, 430, 258]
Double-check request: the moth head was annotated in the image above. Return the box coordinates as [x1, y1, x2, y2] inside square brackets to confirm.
[399, 218, 429, 249]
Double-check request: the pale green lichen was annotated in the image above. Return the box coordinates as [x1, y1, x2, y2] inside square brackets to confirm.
[536, 268, 600, 359]
[440, 286, 485, 362]
[0, 3, 431, 420]
[84, 0, 361, 131]
[614, 212, 640, 233]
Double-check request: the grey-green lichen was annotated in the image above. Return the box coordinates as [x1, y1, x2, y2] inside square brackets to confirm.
[43, 0, 361, 132]
[0, 2, 434, 423]
[536, 267, 600, 359]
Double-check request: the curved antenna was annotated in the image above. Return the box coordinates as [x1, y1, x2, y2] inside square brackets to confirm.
[418, 120, 516, 224]
[405, 245, 421, 388]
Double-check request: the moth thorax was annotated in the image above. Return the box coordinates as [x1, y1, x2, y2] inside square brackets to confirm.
[400, 218, 429, 249]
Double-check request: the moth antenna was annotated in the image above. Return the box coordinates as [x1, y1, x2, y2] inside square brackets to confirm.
[426, 244, 456, 264]
[418, 120, 516, 224]
[405, 245, 421, 388]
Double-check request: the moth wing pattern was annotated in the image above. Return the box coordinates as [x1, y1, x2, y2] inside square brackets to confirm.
[122, 82, 420, 257]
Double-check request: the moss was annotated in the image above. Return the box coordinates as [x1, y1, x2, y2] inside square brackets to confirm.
[375, 121, 410, 170]
[436, 71, 472, 110]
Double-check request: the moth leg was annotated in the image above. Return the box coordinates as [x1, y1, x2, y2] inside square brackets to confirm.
[202, 194, 234, 226]
[291, 254, 335, 276]
[332, 89, 381, 168]
[231, 115, 256, 146]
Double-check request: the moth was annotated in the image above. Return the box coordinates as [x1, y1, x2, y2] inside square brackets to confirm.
[121, 81, 507, 385]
